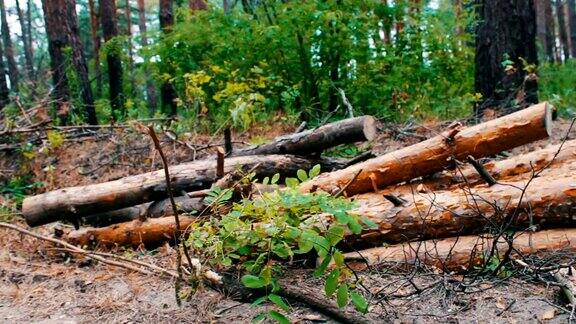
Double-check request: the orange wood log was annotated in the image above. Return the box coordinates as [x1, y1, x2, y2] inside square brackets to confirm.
[341, 228, 576, 273]
[346, 165, 576, 246]
[66, 216, 195, 248]
[300, 102, 556, 196]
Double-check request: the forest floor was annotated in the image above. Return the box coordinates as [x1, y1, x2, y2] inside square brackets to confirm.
[1, 117, 575, 323]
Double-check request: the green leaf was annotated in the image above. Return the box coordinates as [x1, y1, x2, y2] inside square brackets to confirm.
[285, 177, 299, 188]
[326, 225, 345, 246]
[252, 295, 268, 307]
[309, 164, 321, 178]
[325, 269, 340, 296]
[297, 169, 308, 182]
[252, 312, 267, 323]
[268, 294, 290, 311]
[333, 250, 345, 267]
[241, 275, 267, 288]
[350, 291, 369, 313]
[314, 255, 332, 277]
[337, 283, 349, 308]
[271, 173, 280, 184]
[262, 177, 270, 185]
[268, 310, 290, 324]
[361, 218, 378, 229]
[348, 217, 363, 235]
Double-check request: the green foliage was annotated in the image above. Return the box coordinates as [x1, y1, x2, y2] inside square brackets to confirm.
[0, 176, 43, 207]
[187, 165, 370, 316]
[539, 59, 576, 117]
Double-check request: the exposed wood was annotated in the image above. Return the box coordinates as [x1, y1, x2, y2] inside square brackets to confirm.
[22, 155, 347, 227]
[342, 167, 576, 246]
[66, 216, 196, 248]
[340, 229, 576, 273]
[300, 102, 555, 196]
[231, 116, 379, 157]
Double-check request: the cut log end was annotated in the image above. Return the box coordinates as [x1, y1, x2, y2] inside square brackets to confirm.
[362, 116, 379, 141]
[543, 101, 557, 137]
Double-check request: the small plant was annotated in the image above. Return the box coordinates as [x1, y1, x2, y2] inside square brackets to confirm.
[186, 165, 375, 322]
[0, 176, 43, 207]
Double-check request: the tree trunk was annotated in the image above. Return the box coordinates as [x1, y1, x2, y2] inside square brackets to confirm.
[557, 0, 571, 60]
[100, 0, 125, 120]
[189, 0, 207, 10]
[15, 0, 34, 80]
[41, 0, 98, 125]
[159, 0, 177, 116]
[536, 0, 557, 62]
[231, 116, 378, 157]
[88, 0, 103, 97]
[343, 168, 576, 247]
[125, 0, 136, 98]
[82, 196, 205, 227]
[136, 0, 158, 113]
[342, 229, 576, 273]
[0, 0, 19, 92]
[568, 0, 576, 57]
[300, 102, 555, 196]
[474, 0, 538, 115]
[0, 39, 9, 108]
[66, 215, 197, 248]
[22, 155, 347, 227]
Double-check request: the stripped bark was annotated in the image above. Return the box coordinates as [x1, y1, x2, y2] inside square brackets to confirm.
[300, 102, 555, 196]
[341, 229, 576, 273]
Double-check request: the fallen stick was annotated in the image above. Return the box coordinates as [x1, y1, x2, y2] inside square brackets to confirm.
[23, 154, 346, 227]
[340, 228, 576, 273]
[230, 116, 378, 157]
[300, 102, 556, 196]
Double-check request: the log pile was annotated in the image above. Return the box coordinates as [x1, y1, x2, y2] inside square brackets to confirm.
[20, 102, 576, 273]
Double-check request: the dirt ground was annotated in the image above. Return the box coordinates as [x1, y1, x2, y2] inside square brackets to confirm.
[1, 117, 575, 323]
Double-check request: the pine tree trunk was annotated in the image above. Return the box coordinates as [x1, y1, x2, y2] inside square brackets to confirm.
[100, 0, 125, 120]
[136, 0, 158, 113]
[125, 0, 136, 98]
[42, 0, 97, 125]
[474, 0, 538, 115]
[0, 40, 9, 109]
[557, 0, 571, 60]
[545, 0, 558, 62]
[0, 0, 19, 92]
[536, 0, 556, 62]
[159, 0, 177, 116]
[88, 0, 103, 97]
[189, 0, 207, 10]
[568, 0, 576, 57]
[15, 0, 34, 80]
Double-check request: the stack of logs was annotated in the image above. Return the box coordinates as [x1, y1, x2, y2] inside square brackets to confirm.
[21, 102, 576, 273]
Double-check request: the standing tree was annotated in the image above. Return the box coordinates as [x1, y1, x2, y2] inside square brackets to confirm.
[474, 0, 538, 115]
[0, 0, 19, 92]
[159, 0, 177, 116]
[136, 0, 158, 113]
[100, 0, 125, 120]
[125, 0, 136, 97]
[0, 39, 9, 109]
[88, 0, 103, 97]
[15, 0, 34, 80]
[189, 0, 207, 10]
[41, 0, 98, 125]
[535, 0, 557, 62]
[557, 0, 571, 60]
[568, 0, 576, 57]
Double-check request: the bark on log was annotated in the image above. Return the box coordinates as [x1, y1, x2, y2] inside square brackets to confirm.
[300, 102, 555, 196]
[345, 166, 576, 246]
[66, 216, 195, 248]
[23, 155, 346, 227]
[82, 196, 205, 227]
[340, 229, 576, 273]
[230, 116, 378, 157]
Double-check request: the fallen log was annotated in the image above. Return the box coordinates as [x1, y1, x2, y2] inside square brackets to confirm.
[67, 216, 196, 248]
[230, 116, 378, 157]
[23, 155, 346, 227]
[340, 228, 576, 273]
[82, 196, 205, 227]
[346, 165, 576, 246]
[300, 102, 556, 196]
